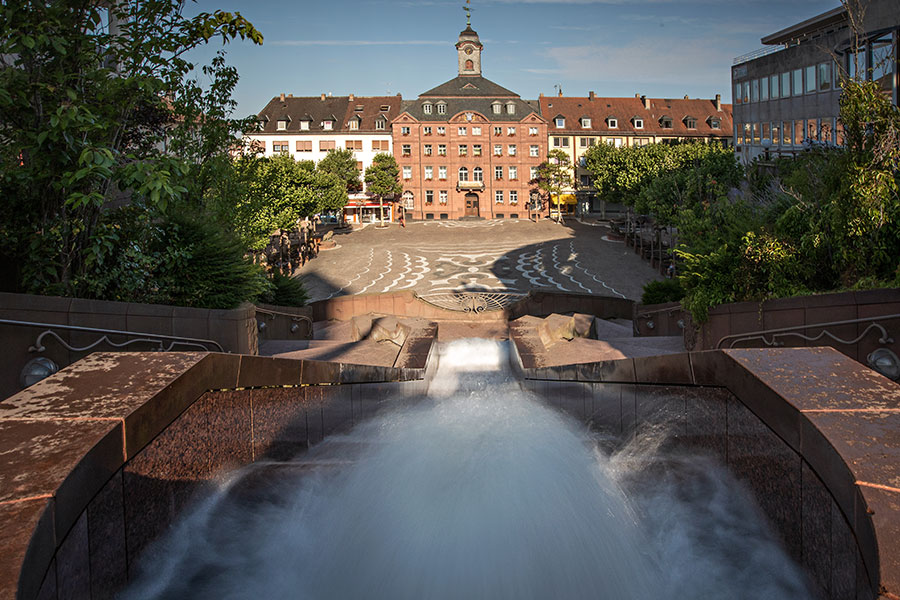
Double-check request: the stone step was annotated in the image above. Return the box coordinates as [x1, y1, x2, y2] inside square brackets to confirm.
[259, 339, 346, 356]
[312, 320, 354, 341]
[594, 317, 636, 339]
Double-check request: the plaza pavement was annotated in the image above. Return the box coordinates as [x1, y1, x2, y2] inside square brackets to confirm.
[297, 218, 663, 303]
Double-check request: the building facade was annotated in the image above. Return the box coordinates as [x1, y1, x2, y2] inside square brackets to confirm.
[539, 93, 733, 214]
[391, 26, 548, 220]
[246, 93, 402, 223]
[731, 0, 899, 163]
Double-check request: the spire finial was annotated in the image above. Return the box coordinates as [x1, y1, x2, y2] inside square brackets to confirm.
[463, 0, 472, 26]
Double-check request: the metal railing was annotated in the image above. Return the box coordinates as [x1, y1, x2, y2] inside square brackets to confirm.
[0, 319, 225, 354]
[733, 45, 784, 66]
[715, 314, 898, 349]
[254, 306, 314, 337]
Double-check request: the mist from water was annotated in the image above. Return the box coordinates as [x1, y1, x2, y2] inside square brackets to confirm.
[124, 339, 811, 600]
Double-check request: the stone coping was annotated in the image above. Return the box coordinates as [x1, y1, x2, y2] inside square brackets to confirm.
[0, 346, 434, 600]
[509, 334, 900, 599]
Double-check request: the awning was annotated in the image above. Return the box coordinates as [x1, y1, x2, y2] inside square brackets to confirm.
[552, 194, 577, 205]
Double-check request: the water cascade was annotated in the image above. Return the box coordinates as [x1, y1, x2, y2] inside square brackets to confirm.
[124, 339, 812, 600]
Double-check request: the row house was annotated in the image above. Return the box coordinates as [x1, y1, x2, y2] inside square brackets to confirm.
[392, 25, 548, 221]
[731, 0, 899, 163]
[246, 93, 402, 223]
[538, 93, 733, 215]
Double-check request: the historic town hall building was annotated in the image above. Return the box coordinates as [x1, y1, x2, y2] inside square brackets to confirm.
[392, 25, 547, 220]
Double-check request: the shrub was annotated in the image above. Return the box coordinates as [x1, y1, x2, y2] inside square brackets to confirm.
[641, 279, 685, 306]
[259, 272, 309, 307]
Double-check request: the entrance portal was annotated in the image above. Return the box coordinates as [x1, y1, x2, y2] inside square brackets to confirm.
[464, 193, 480, 217]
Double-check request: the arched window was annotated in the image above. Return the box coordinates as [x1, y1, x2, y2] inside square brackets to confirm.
[465, 59, 474, 70]
[402, 190, 414, 210]
[458, 167, 469, 181]
[473, 167, 483, 182]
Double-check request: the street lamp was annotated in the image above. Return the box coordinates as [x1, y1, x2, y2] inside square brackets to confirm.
[761, 138, 772, 161]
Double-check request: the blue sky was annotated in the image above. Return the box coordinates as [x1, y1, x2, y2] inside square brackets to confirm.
[184, 0, 839, 118]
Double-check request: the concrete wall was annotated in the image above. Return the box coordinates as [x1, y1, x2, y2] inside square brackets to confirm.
[0, 293, 259, 401]
[509, 338, 900, 600]
[0, 346, 437, 600]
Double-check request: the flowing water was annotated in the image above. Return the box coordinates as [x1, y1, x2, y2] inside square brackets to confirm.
[124, 339, 811, 600]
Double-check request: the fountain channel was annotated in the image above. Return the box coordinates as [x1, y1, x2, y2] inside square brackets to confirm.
[123, 339, 812, 600]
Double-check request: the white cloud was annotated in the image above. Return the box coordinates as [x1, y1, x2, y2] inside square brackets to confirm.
[271, 40, 447, 46]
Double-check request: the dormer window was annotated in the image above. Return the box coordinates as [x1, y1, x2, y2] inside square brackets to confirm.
[355, 105, 364, 111]
[423, 103, 433, 115]
[683, 116, 697, 129]
[555, 117, 565, 129]
[506, 103, 515, 115]
[492, 102, 502, 115]
[300, 120, 310, 131]
[659, 116, 673, 129]
[633, 117, 643, 129]
[348, 119, 359, 130]
[277, 119, 288, 131]
[375, 119, 385, 131]
[380, 105, 390, 112]
[322, 120, 333, 130]
[437, 102, 447, 115]
[708, 117, 721, 129]
[582, 117, 592, 128]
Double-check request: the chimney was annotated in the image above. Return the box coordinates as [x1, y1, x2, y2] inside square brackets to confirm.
[320, 93, 326, 101]
[684, 95, 689, 100]
[279, 93, 285, 102]
[715, 94, 722, 111]
[589, 91, 595, 100]
[641, 95, 650, 110]
[539, 93, 544, 98]
[349, 93, 354, 101]
[635, 93, 641, 99]
[287, 93, 293, 98]
[558, 89, 563, 97]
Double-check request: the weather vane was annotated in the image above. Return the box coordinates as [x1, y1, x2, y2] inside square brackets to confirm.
[463, 0, 472, 26]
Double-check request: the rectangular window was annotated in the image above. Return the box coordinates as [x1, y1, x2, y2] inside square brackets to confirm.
[494, 126, 503, 136]
[821, 118, 834, 144]
[401, 126, 410, 135]
[473, 144, 482, 156]
[760, 77, 769, 101]
[458, 145, 468, 156]
[743, 123, 751, 145]
[458, 127, 467, 136]
[401, 144, 411, 156]
[734, 82, 742, 104]
[319, 140, 335, 151]
[277, 120, 287, 131]
[818, 63, 832, 91]
[438, 166, 447, 180]
[323, 121, 333, 130]
[507, 127, 516, 135]
[771, 122, 781, 146]
[375, 120, 386, 131]
[424, 144, 433, 156]
[782, 121, 792, 146]
[437, 103, 446, 115]
[472, 126, 481, 136]
[494, 144, 502, 156]
[509, 166, 517, 180]
[552, 137, 569, 147]
[580, 137, 596, 147]
[346, 139, 363, 151]
[348, 120, 358, 130]
[296, 140, 312, 152]
[807, 118, 818, 141]
[437, 126, 446, 135]
[781, 72, 791, 97]
[423, 126, 432, 135]
[762, 122, 770, 143]
[555, 117, 565, 128]
[495, 190, 504, 204]
[402, 166, 412, 179]
[792, 69, 803, 96]
[752, 122, 760, 144]
[751, 79, 759, 102]
[836, 120, 845, 146]
[634, 118, 644, 129]
[495, 166, 503, 180]
[529, 127, 538, 136]
[273, 142, 289, 153]
[509, 190, 518, 204]
[404, 195, 414, 210]
[770, 74, 780, 99]
[530, 145, 539, 157]
[742, 81, 750, 103]
[805, 65, 816, 93]
[583, 118, 593, 128]
[508, 144, 516, 156]
[530, 167, 538, 180]
[439, 190, 448, 204]
[424, 166, 433, 180]
[300, 121, 310, 131]
[423, 104, 433, 115]
[492, 104, 502, 115]
[438, 144, 447, 156]
[425, 190, 434, 204]
[794, 120, 804, 144]
[580, 174, 591, 186]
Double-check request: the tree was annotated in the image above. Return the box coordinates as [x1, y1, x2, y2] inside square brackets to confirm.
[318, 148, 362, 193]
[533, 149, 574, 222]
[364, 153, 402, 227]
[0, 1, 262, 296]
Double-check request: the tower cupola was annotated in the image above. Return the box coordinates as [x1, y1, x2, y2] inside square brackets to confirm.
[456, 3, 482, 76]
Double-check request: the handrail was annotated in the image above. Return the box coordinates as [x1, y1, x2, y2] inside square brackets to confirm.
[254, 306, 313, 336]
[0, 318, 225, 353]
[715, 314, 898, 349]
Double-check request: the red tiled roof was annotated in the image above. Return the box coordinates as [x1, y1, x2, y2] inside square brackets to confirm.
[538, 95, 733, 138]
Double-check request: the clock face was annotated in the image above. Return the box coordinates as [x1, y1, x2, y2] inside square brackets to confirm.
[465, 47, 473, 55]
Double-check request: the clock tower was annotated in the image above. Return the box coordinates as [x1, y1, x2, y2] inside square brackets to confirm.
[456, 25, 483, 76]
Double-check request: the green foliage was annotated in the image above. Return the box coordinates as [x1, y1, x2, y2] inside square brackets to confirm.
[259, 272, 309, 307]
[0, 0, 263, 303]
[640, 279, 685, 305]
[318, 148, 362, 193]
[532, 149, 574, 215]
[364, 153, 402, 199]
